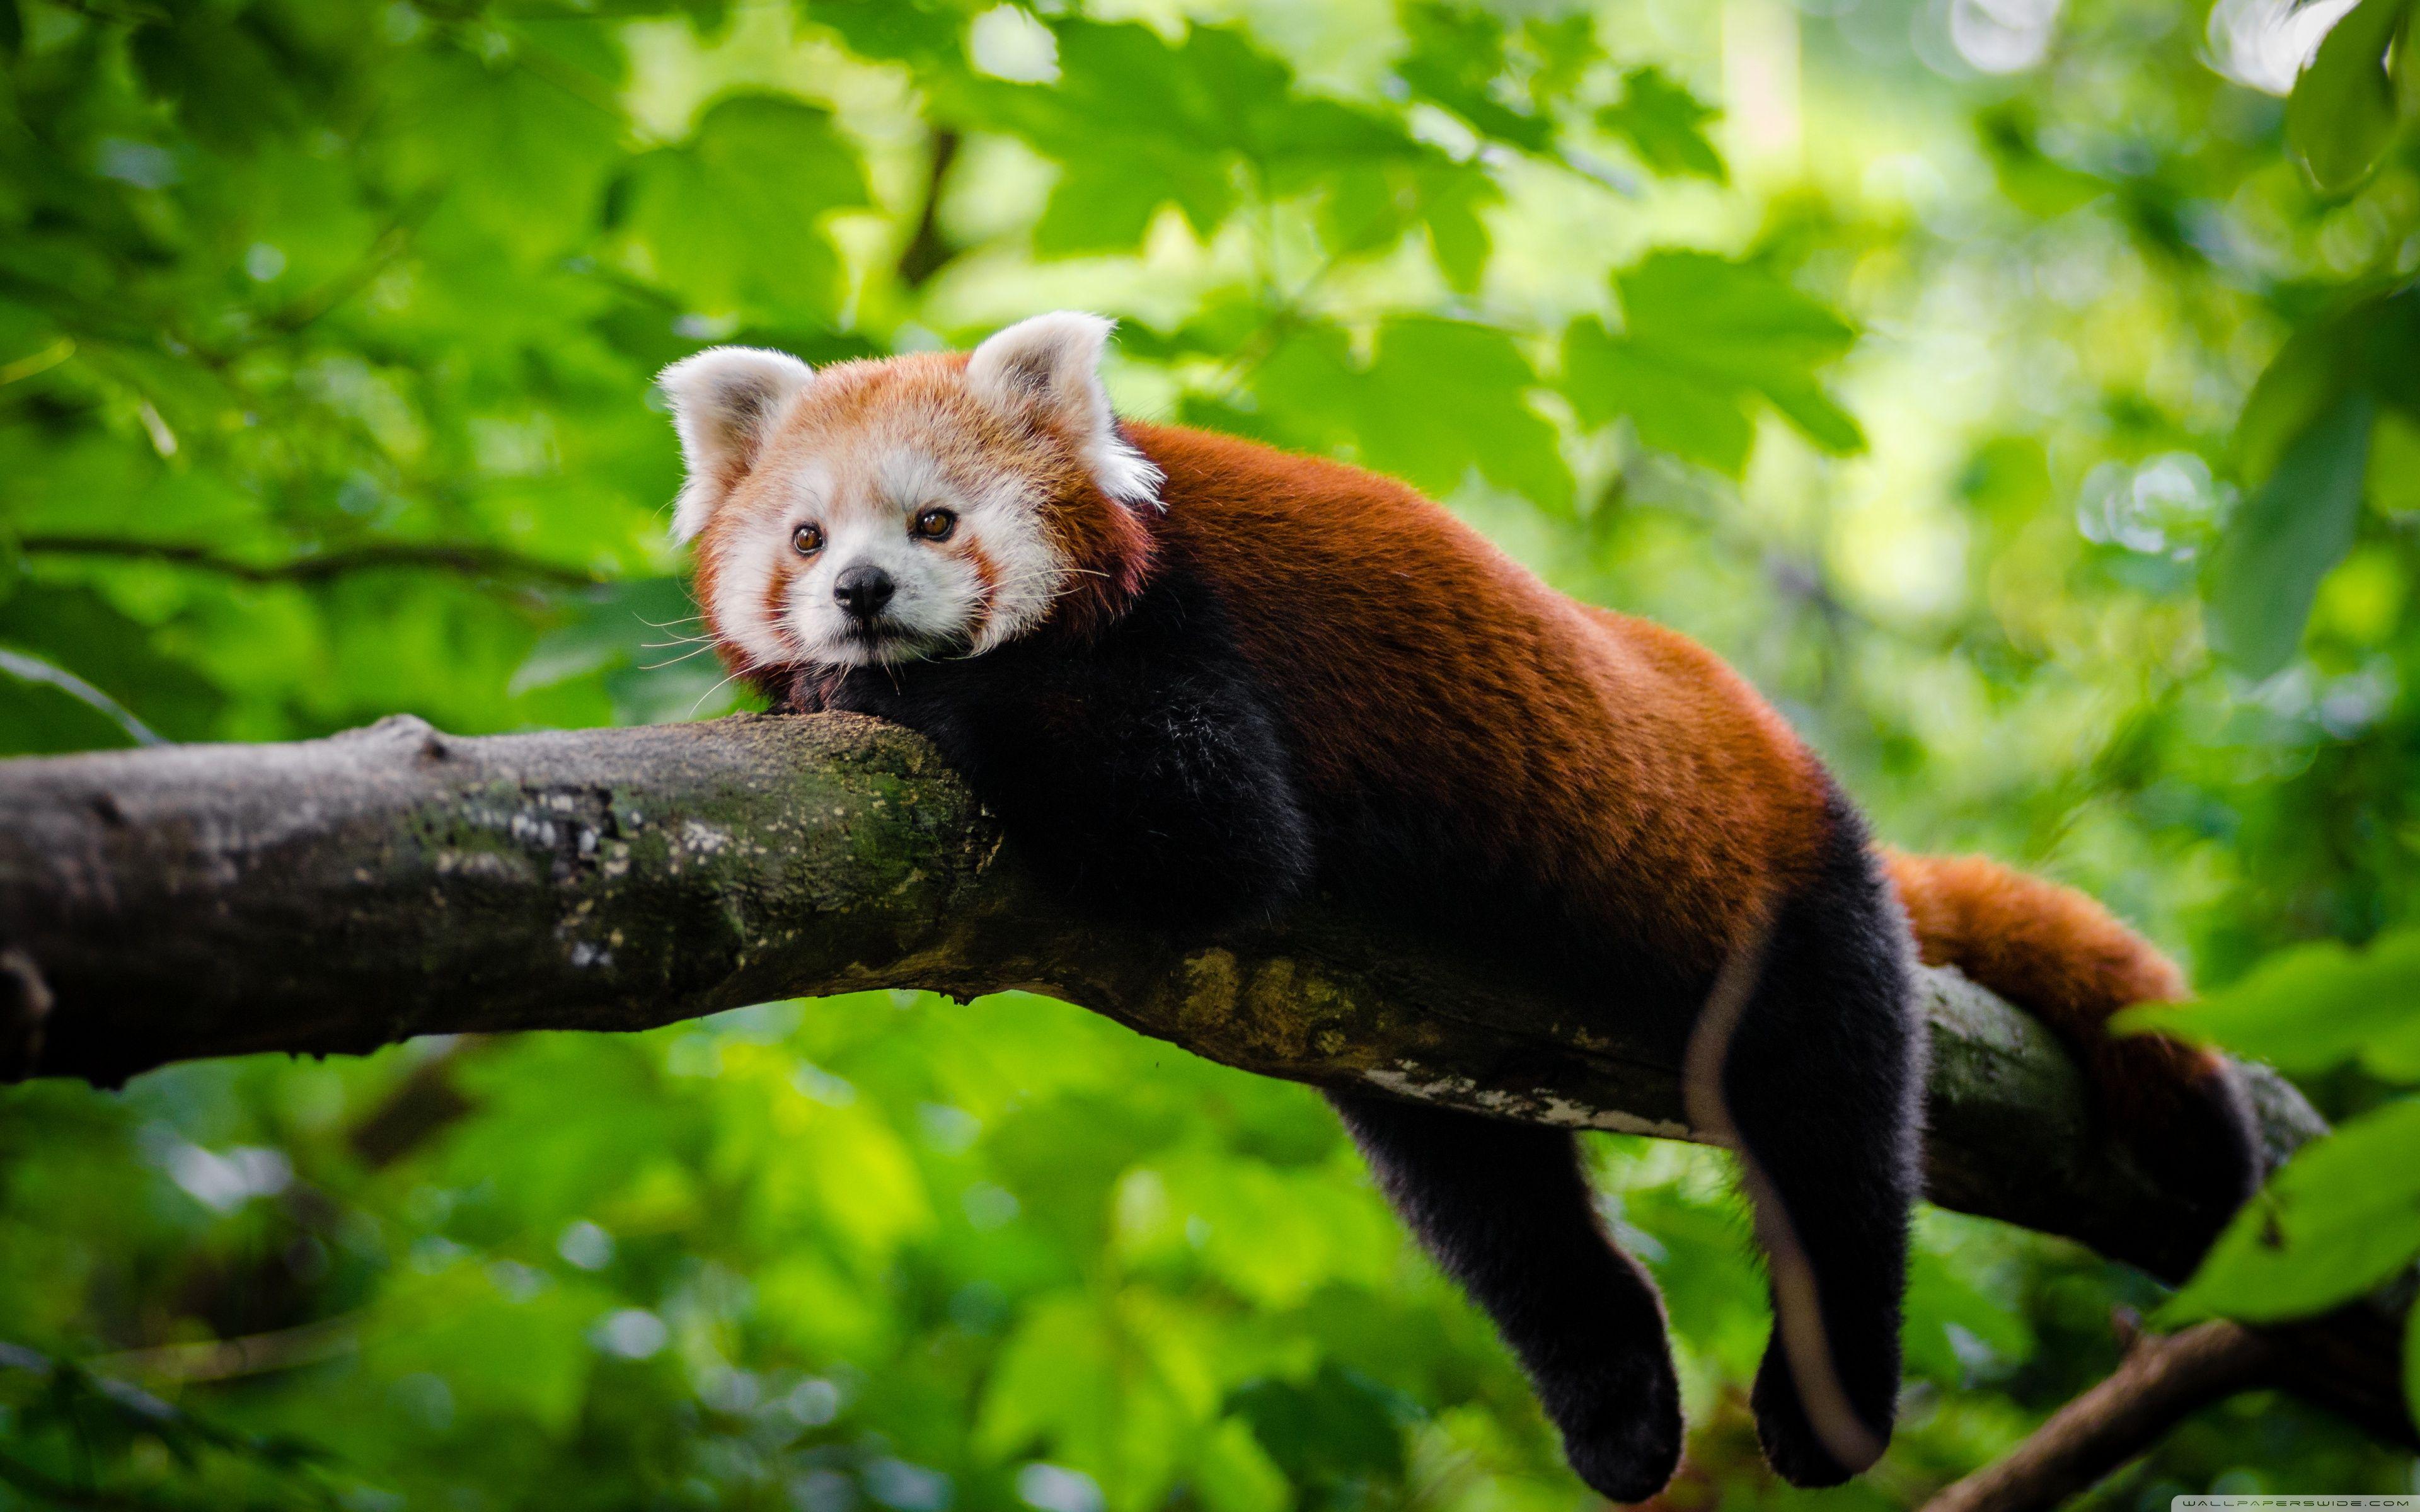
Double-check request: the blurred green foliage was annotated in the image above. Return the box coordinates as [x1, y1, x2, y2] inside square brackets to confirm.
[2, 0, 2419, 1506]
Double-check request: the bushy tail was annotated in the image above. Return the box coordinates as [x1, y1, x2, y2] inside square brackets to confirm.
[1880, 849, 2259, 1220]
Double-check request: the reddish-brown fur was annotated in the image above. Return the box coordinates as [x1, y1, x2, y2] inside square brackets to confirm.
[1114, 424, 2211, 1126]
[1882, 850, 2224, 1128]
[1127, 421, 1833, 984]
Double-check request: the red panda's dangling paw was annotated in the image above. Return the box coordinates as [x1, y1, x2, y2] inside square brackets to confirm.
[1545, 1349, 1685, 1504]
[1323, 1090, 1686, 1506]
[1748, 1342, 1892, 1489]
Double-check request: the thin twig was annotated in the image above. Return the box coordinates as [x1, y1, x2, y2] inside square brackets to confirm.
[1920, 1320, 2279, 1512]
[897, 129, 963, 290]
[86, 1315, 361, 1387]
[347, 1036, 494, 1169]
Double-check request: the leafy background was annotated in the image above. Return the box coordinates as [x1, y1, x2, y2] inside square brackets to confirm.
[1, 0, 2418, 1506]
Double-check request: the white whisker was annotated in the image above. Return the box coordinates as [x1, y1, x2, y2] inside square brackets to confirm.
[688, 667, 751, 717]
[640, 643, 721, 671]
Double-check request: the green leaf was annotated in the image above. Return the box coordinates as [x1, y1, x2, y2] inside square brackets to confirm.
[364, 1261, 596, 1431]
[975, 1290, 1207, 1511]
[959, 21, 1444, 263]
[1564, 318, 1754, 474]
[1192, 1417, 1289, 1512]
[1227, 1364, 1412, 1492]
[1561, 251, 1863, 474]
[1248, 318, 1571, 508]
[2235, 285, 2420, 484]
[1760, 377, 1866, 455]
[2356, 285, 2420, 423]
[1620, 251, 1858, 377]
[2238, 320, 2360, 484]
[2117, 928, 2420, 1079]
[1397, 3, 1555, 155]
[1112, 1150, 1392, 1306]
[2164, 1097, 2420, 1326]
[1974, 103, 2109, 217]
[618, 94, 870, 319]
[393, 49, 626, 263]
[2286, 0, 2413, 192]
[1310, 153, 1499, 291]
[2371, 407, 2420, 516]
[1522, 14, 1605, 104]
[0, 584, 225, 748]
[1414, 163, 1495, 292]
[2206, 392, 2375, 679]
[1598, 69, 1727, 183]
[2400, 0, 2420, 115]
[960, 23, 1295, 245]
[129, 7, 309, 152]
[1034, 166, 1178, 258]
[808, 0, 972, 69]
[1901, 1257, 2032, 1383]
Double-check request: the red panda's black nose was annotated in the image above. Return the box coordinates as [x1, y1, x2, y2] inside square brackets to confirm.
[833, 564, 896, 621]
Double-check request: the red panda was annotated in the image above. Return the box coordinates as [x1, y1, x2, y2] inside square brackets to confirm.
[660, 312, 2256, 1499]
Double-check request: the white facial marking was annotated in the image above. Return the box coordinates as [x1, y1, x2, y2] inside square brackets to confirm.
[706, 462, 827, 672]
[710, 438, 1068, 670]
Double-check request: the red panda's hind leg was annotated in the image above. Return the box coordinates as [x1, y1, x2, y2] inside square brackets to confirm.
[1326, 1091, 1684, 1503]
[1715, 802, 1925, 1487]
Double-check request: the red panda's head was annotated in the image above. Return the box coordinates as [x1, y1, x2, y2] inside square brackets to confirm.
[660, 312, 1160, 672]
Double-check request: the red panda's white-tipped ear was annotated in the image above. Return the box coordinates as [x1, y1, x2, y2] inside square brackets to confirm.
[966, 312, 1162, 510]
[658, 346, 815, 542]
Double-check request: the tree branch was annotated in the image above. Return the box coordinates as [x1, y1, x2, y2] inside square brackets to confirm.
[13, 534, 602, 588]
[0, 711, 2399, 1458]
[1921, 1320, 2279, 1512]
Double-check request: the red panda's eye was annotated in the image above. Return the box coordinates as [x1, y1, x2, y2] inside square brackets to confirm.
[792, 524, 824, 556]
[913, 508, 957, 542]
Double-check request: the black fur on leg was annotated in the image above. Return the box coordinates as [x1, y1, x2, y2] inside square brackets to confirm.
[1713, 790, 1925, 1487]
[1326, 1089, 1683, 1503]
